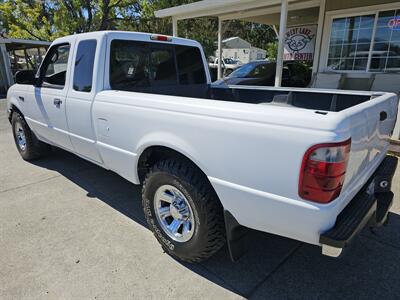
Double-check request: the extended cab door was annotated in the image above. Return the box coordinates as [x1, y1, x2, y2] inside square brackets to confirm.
[65, 38, 103, 163]
[25, 43, 74, 150]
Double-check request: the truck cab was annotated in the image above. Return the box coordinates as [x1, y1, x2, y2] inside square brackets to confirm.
[10, 32, 211, 164]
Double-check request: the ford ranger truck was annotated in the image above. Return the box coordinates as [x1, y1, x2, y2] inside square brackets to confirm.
[6, 31, 399, 262]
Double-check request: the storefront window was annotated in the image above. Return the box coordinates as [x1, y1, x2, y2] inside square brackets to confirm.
[370, 10, 400, 71]
[327, 8, 400, 72]
[327, 14, 374, 71]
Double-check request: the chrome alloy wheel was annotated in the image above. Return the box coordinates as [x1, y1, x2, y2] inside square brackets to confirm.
[15, 123, 27, 151]
[154, 184, 195, 242]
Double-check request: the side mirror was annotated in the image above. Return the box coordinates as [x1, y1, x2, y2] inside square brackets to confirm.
[15, 70, 36, 85]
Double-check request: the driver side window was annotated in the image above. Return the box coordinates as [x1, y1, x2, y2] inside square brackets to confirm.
[249, 65, 268, 78]
[40, 44, 70, 88]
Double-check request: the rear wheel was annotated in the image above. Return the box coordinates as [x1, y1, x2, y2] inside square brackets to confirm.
[142, 158, 225, 263]
[11, 112, 50, 161]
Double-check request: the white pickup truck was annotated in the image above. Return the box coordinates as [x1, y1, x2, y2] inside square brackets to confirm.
[6, 31, 399, 262]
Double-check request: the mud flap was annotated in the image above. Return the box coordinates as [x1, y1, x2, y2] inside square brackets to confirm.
[224, 210, 250, 262]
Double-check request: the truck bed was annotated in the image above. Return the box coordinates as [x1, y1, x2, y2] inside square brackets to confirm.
[90, 84, 398, 246]
[116, 83, 374, 112]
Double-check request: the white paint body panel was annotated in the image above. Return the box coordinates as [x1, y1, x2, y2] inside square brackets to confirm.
[6, 31, 399, 246]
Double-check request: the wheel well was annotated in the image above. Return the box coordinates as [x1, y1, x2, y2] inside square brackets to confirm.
[138, 146, 202, 183]
[8, 104, 22, 123]
[138, 145, 226, 229]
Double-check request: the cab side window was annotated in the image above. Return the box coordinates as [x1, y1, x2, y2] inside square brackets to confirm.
[73, 40, 97, 92]
[40, 44, 70, 88]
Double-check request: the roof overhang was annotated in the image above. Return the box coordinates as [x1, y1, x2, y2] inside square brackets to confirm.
[0, 38, 51, 51]
[0, 38, 50, 45]
[155, 0, 321, 21]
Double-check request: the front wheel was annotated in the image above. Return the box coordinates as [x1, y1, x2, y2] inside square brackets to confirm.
[11, 112, 50, 161]
[142, 159, 226, 263]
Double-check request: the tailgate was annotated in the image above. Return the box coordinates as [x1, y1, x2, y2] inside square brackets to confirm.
[343, 92, 398, 191]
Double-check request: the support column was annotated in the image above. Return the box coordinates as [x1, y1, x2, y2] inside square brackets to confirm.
[274, 0, 288, 87]
[312, 0, 326, 75]
[217, 17, 223, 80]
[172, 17, 178, 37]
[0, 45, 7, 94]
[272, 25, 279, 40]
[0, 44, 13, 88]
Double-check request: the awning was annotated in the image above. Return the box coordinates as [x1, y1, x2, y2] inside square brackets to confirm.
[0, 38, 51, 51]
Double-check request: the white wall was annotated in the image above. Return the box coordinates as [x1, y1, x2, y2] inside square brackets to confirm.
[250, 47, 266, 61]
[221, 47, 266, 63]
[222, 48, 248, 63]
[223, 38, 251, 49]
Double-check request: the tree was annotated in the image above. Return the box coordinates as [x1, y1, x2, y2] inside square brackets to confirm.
[0, 0, 276, 58]
[223, 20, 276, 51]
[0, 0, 54, 40]
[111, 0, 219, 57]
[0, 0, 6, 35]
[266, 41, 278, 61]
[0, 0, 142, 40]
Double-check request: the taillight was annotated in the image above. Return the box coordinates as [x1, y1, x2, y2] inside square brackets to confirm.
[299, 139, 351, 203]
[150, 34, 172, 42]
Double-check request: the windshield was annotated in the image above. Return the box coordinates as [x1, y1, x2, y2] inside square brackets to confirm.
[224, 58, 235, 64]
[228, 63, 256, 78]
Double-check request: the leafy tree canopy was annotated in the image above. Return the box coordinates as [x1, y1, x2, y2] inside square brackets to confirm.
[0, 0, 277, 57]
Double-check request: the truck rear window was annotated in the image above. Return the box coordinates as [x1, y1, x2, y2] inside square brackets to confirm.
[109, 40, 206, 91]
[176, 45, 206, 84]
[150, 48, 178, 85]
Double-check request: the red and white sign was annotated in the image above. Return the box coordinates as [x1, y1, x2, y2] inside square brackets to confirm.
[388, 18, 400, 30]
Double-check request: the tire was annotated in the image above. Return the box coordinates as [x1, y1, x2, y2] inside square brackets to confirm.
[142, 159, 226, 263]
[11, 111, 50, 161]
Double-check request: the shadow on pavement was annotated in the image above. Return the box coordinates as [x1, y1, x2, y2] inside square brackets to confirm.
[31, 147, 400, 299]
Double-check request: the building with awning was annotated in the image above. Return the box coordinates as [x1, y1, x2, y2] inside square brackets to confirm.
[155, 0, 400, 87]
[155, 0, 400, 139]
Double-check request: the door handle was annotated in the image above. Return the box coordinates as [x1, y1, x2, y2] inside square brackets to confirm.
[53, 98, 62, 106]
[380, 111, 387, 121]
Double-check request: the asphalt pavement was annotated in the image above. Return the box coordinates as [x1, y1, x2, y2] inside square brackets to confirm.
[1, 98, 399, 299]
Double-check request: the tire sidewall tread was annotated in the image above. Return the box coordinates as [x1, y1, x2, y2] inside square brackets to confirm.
[142, 158, 225, 263]
[11, 112, 48, 160]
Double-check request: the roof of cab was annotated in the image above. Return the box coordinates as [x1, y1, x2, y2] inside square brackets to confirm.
[51, 30, 202, 48]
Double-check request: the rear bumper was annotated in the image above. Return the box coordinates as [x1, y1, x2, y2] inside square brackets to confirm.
[319, 155, 398, 257]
